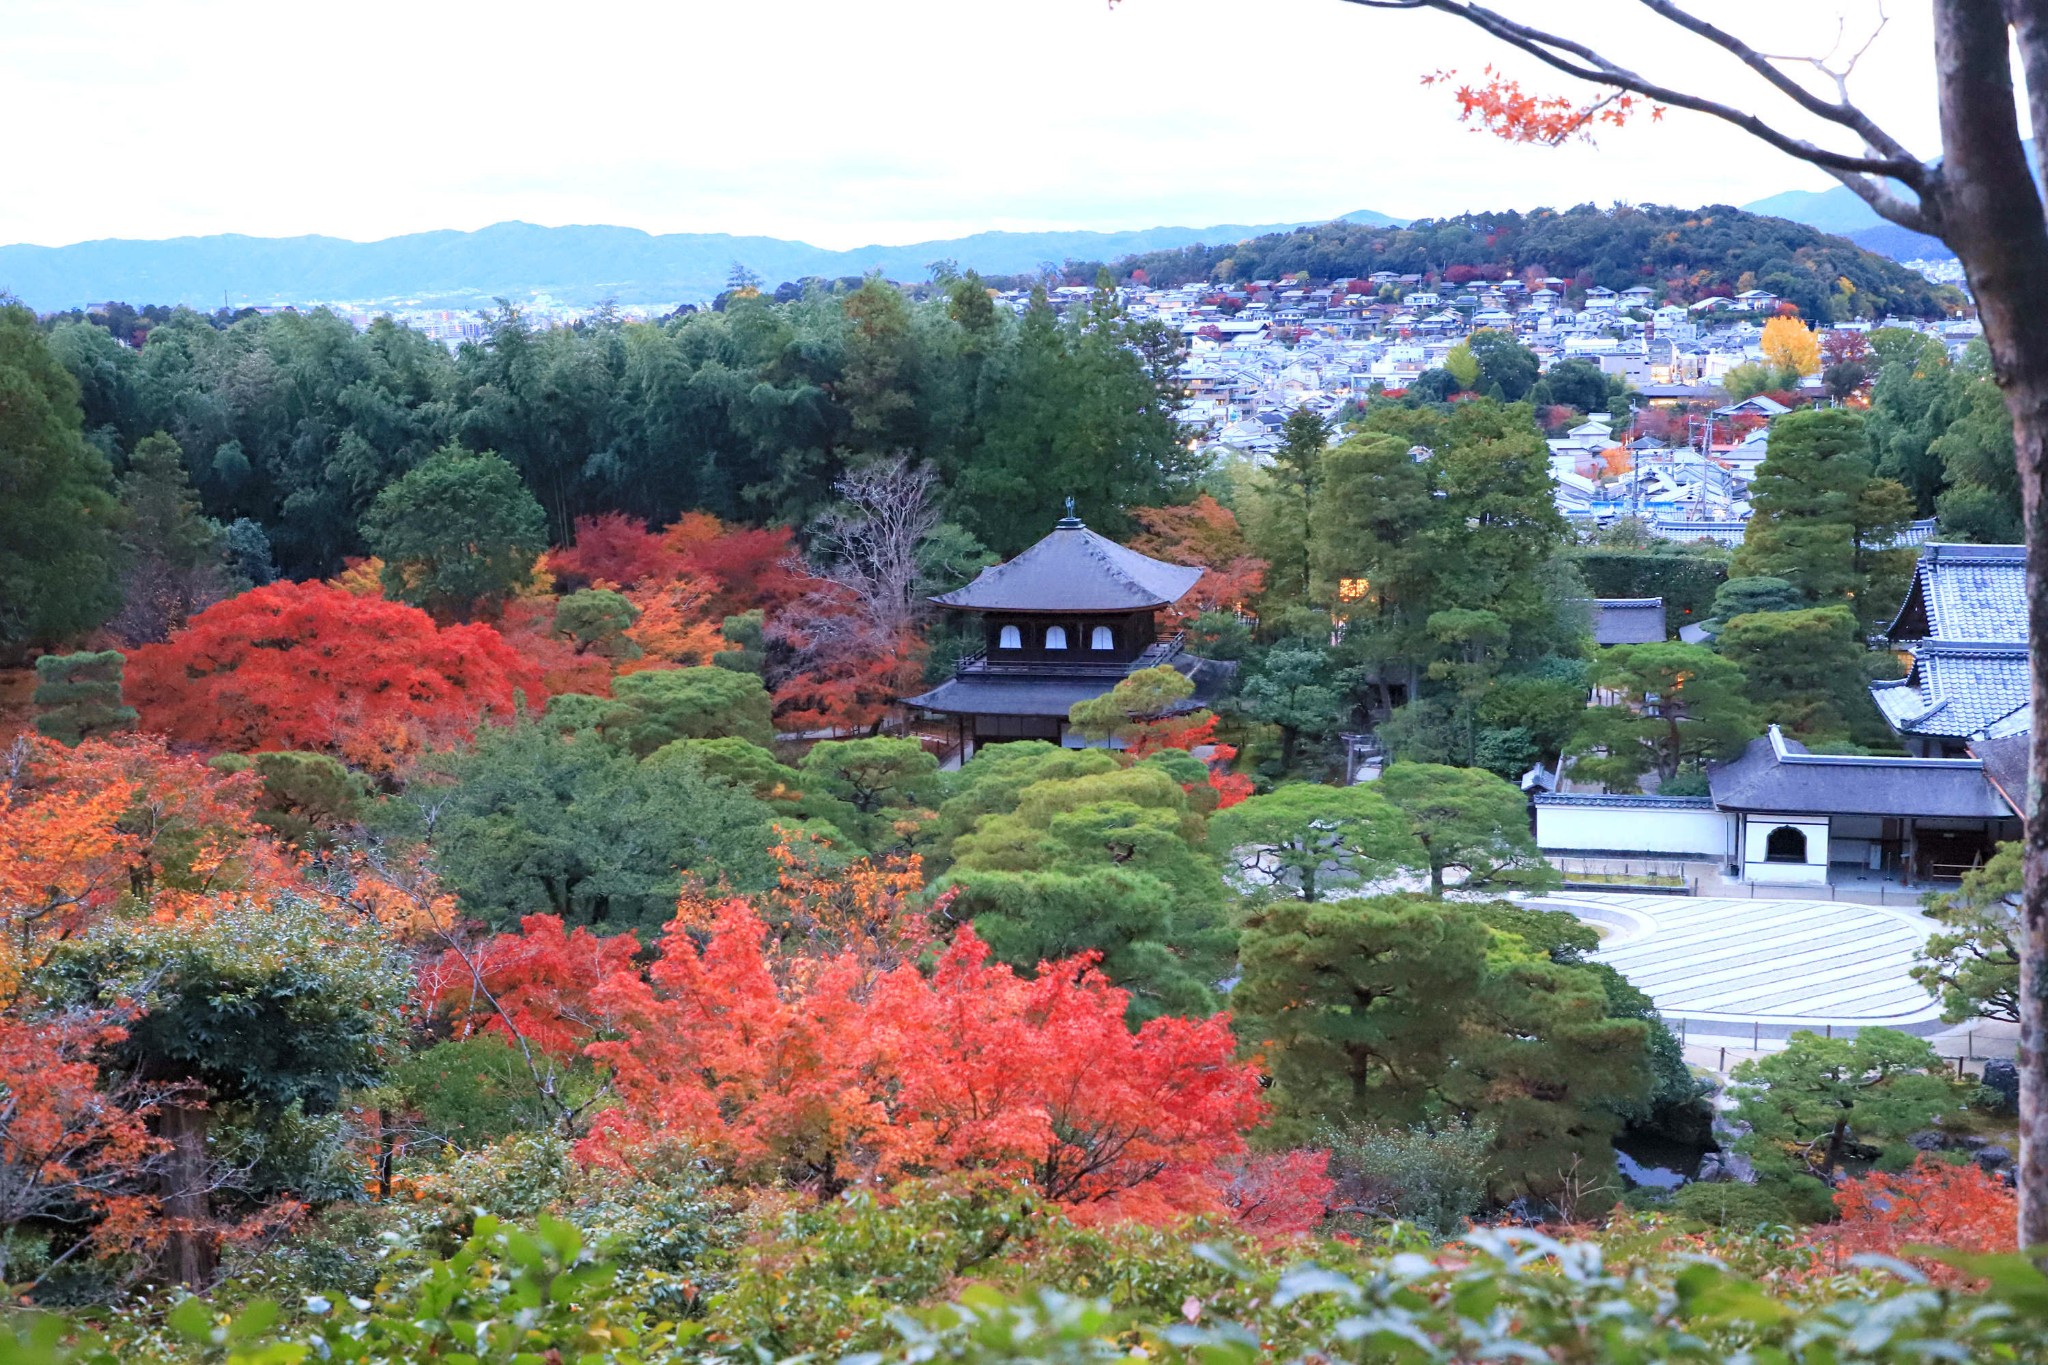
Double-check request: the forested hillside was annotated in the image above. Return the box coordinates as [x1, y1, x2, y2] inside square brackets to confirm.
[1111, 203, 1947, 320]
[32, 275, 1192, 589]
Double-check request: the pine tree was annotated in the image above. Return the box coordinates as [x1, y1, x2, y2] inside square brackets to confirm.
[31, 650, 138, 745]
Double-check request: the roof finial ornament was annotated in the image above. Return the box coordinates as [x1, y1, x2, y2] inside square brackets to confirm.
[1057, 495, 1082, 529]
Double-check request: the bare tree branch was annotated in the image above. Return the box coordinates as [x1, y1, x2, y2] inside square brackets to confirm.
[809, 454, 943, 636]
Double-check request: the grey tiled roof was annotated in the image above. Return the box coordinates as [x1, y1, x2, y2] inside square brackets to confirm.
[1869, 640, 2028, 738]
[1709, 728, 2013, 818]
[1648, 517, 1748, 547]
[1534, 792, 1716, 810]
[1588, 598, 1667, 645]
[931, 518, 1203, 612]
[1887, 542, 2025, 644]
[1972, 733, 2030, 813]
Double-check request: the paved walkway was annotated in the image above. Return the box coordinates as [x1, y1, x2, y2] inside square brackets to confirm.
[1530, 892, 1946, 1042]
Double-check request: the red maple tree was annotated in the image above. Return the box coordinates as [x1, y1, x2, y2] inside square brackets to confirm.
[1819, 1158, 2018, 1284]
[126, 581, 545, 774]
[766, 582, 924, 735]
[420, 912, 641, 1058]
[1126, 495, 1267, 624]
[660, 513, 810, 621]
[579, 898, 1264, 1221]
[547, 512, 680, 591]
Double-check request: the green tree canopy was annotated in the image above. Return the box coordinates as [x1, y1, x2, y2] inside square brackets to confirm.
[111, 431, 226, 643]
[46, 896, 411, 1282]
[1911, 841, 2020, 1024]
[1716, 605, 1885, 746]
[1236, 642, 1345, 774]
[1207, 782, 1423, 902]
[1728, 1028, 1953, 1177]
[553, 589, 642, 659]
[414, 718, 778, 932]
[558, 666, 776, 755]
[1571, 643, 1755, 790]
[31, 650, 137, 745]
[797, 737, 942, 852]
[1463, 329, 1541, 401]
[0, 302, 120, 650]
[1067, 665, 1199, 747]
[1731, 408, 1915, 627]
[360, 444, 548, 620]
[1709, 575, 1804, 625]
[1374, 762, 1558, 898]
[1233, 892, 1653, 1199]
[944, 757, 1231, 1022]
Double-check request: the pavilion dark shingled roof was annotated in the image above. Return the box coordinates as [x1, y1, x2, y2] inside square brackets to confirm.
[930, 517, 1203, 613]
[902, 655, 1236, 717]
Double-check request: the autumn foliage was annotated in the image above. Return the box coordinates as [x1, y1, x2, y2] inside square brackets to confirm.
[1426, 66, 1661, 146]
[1818, 1158, 2018, 1283]
[1127, 495, 1267, 623]
[580, 897, 1265, 1221]
[0, 733, 293, 993]
[125, 581, 545, 774]
[0, 1008, 163, 1264]
[428, 836, 1266, 1224]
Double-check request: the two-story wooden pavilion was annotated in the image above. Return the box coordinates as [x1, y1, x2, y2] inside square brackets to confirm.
[901, 513, 1234, 759]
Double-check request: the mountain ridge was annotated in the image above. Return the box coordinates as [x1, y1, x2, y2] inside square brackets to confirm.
[0, 212, 1404, 313]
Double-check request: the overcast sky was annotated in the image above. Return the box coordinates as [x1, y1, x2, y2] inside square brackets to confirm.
[4, 0, 1943, 248]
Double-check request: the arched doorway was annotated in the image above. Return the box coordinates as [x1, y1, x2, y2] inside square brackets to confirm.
[1764, 825, 1808, 864]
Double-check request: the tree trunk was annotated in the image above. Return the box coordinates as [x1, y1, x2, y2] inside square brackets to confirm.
[157, 1101, 215, 1287]
[1823, 1115, 1849, 1177]
[1934, 0, 2048, 1251]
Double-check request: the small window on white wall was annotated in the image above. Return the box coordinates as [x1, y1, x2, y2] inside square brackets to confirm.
[1764, 826, 1808, 863]
[1090, 625, 1114, 651]
[998, 625, 1022, 650]
[1045, 625, 1069, 650]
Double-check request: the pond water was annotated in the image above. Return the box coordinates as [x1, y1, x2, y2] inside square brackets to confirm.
[1615, 1133, 1710, 1189]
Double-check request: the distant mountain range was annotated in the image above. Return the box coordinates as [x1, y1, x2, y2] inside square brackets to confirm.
[1739, 142, 2042, 261]
[1739, 186, 1951, 261]
[0, 212, 1405, 313]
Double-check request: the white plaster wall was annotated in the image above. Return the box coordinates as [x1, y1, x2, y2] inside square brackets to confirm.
[1537, 804, 1731, 859]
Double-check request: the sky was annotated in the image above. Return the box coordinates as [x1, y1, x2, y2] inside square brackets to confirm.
[3, 0, 1945, 248]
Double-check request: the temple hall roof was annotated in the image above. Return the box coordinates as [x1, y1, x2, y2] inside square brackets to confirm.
[930, 516, 1203, 613]
[1709, 727, 2013, 819]
[1870, 640, 2028, 739]
[1885, 542, 2025, 644]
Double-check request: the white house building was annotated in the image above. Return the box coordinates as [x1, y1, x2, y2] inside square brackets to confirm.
[1536, 727, 2020, 887]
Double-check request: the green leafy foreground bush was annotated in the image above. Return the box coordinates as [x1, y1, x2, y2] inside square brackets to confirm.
[8, 1193, 2048, 1365]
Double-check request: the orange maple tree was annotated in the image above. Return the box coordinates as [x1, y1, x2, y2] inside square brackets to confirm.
[621, 571, 728, 669]
[578, 896, 1265, 1220]
[0, 1008, 164, 1275]
[1127, 495, 1268, 624]
[660, 513, 811, 621]
[126, 581, 546, 774]
[1817, 1158, 2019, 1284]
[0, 734, 288, 994]
[765, 582, 924, 735]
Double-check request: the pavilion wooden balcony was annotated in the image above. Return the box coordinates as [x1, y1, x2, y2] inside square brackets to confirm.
[952, 633, 1185, 681]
